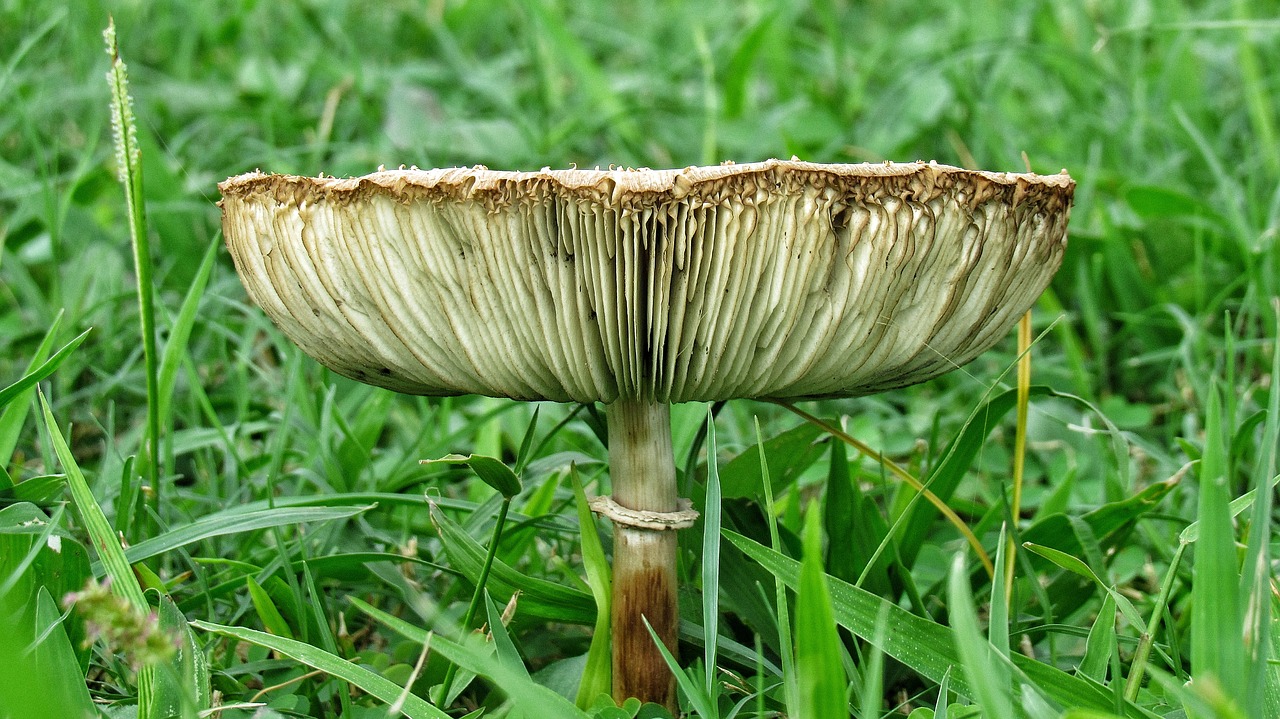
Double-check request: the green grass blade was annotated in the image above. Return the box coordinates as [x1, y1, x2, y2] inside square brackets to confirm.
[570, 466, 612, 708]
[418, 616, 595, 718]
[108, 504, 374, 567]
[192, 620, 448, 718]
[148, 592, 210, 719]
[757, 417, 799, 714]
[302, 559, 352, 715]
[1021, 543, 1146, 630]
[246, 575, 294, 639]
[40, 391, 145, 609]
[0, 312, 69, 484]
[0, 327, 90, 412]
[859, 607, 888, 719]
[795, 503, 846, 719]
[156, 234, 218, 428]
[643, 617, 715, 717]
[484, 590, 528, 680]
[702, 410, 723, 702]
[435, 494, 511, 707]
[0, 504, 94, 719]
[1190, 385, 1245, 702]
[948, 554, 1014, 717]
[989, 527, 1010, 661]
[430, 502, 595, 624]
[1240, 303, 1278, 717]
[1079, 593, 1117, 683]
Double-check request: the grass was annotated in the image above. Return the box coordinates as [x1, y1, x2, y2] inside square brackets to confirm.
[1, 0, 1278, 717]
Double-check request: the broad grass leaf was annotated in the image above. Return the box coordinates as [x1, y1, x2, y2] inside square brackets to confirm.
[108, 504, 373, 568]
[431, 504, 595, 624]
[429, 630, 593, 719]
[246, 575, 294, 639]
[147, 592, 210, 719]
[0, 504, 95, 718]
[1079, 593, 1116, 682]
[719, 423, 825, 499]
[192, 620, 448, 719]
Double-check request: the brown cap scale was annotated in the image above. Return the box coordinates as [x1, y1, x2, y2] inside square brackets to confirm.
[220, 158, 1074, 709]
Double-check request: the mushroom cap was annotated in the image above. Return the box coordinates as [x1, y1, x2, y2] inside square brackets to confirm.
[220, 159, 1073, 404]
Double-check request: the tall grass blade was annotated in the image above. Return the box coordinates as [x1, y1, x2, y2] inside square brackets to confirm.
[435, 477, 513, 707]
[948, 554, 1014, 717]
[757, 417, 799, 714]
[1005, 310, 1033, 608]
[643, 617, 716, 717]
[104, 18, 161, 513]
[570, 466, 612, 708]
[1190, 385, 1245, 706]
[795, 502, 847, 718]
[0, 315, 82, 485]
[156, 235, 219, 429]
[702, 410, 722, 702]
[1240, 302, 1279, 717]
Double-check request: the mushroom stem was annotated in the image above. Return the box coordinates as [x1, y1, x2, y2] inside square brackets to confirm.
[606, 397, 679, 709]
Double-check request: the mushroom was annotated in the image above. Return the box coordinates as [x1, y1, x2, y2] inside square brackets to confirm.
[219, 159, 1074, 710]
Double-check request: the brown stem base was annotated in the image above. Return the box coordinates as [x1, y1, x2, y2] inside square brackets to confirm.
[606, 398, 679, 711]
[611, 525, 678, 708]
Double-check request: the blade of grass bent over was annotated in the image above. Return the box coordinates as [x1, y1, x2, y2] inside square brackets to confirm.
[40, 390, 156, 715]
[2, 332, 94, 492]
[192, 620, 448, 719]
